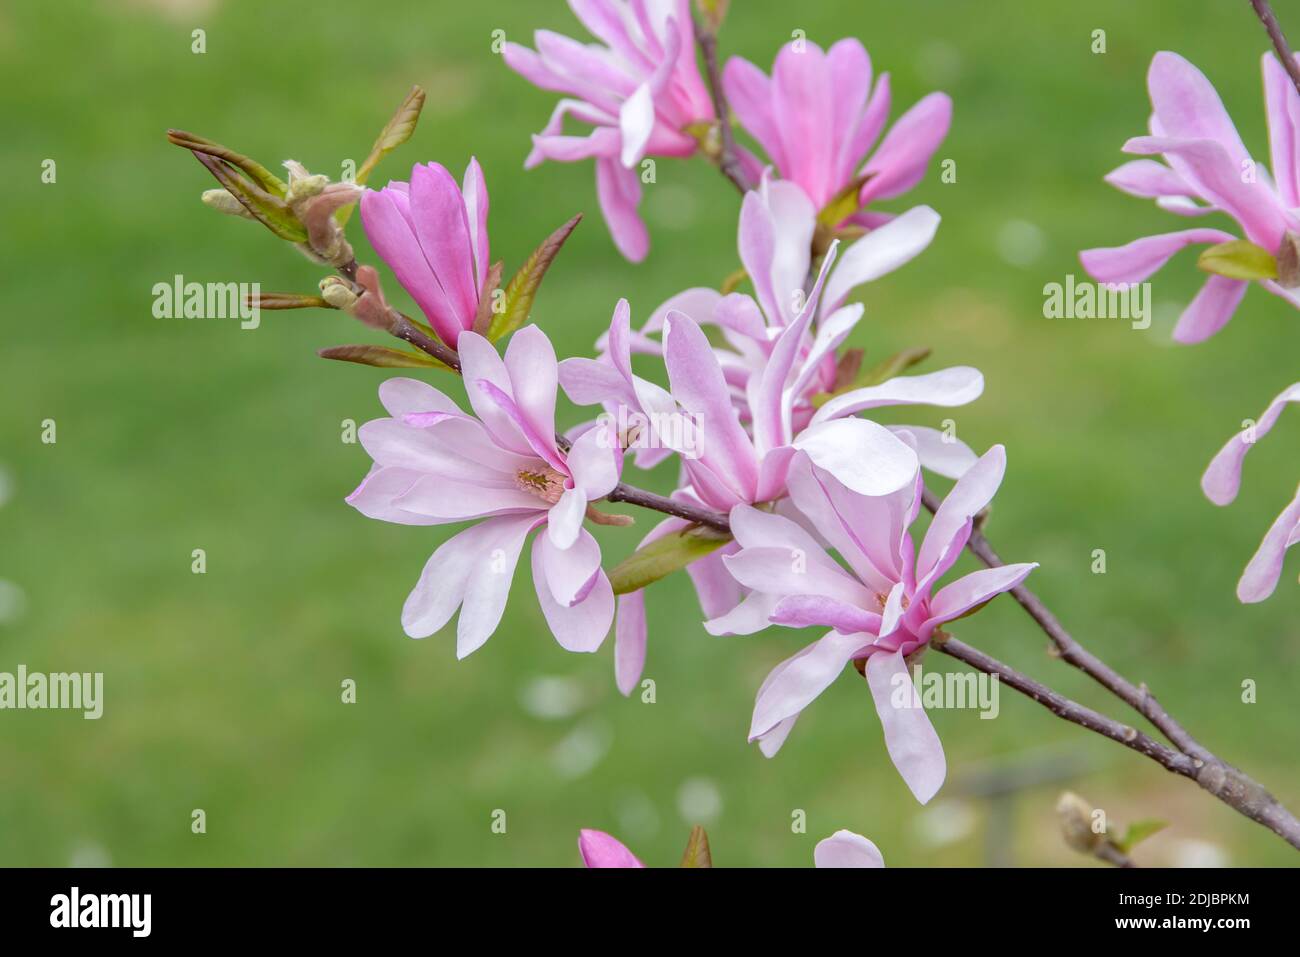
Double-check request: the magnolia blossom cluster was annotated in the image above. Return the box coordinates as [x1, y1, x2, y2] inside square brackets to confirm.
[1083, 51, 1300, 601]
[503, 1, 948, 259]
[346, 22, 1042, 811]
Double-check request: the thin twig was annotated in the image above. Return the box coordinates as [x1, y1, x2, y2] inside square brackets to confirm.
[1251, 0, 1300, 98]
[692, 13, 752, 195]
[923, 491, 1300, 851]
[933, 635, 1197, 775]
[605, 483, 732, 532]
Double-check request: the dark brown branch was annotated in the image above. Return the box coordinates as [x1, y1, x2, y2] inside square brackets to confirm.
[605, 483, 732, 532]
[1252, 0, 1300, 98]
[933, 635, 1197, 775]
[692, 13, 752, 195]
[923, 490, 1300, 851]
[922, 490, 1204, 756]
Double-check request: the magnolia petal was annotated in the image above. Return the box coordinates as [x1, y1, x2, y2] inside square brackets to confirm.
[811, 366, 984, 426]
[400, 514, 539, 653]
[1238, 489, 1300, 603]
[1171, 274, 1249, 344]
[566, 422, 622, 499]
[813, 830, 885, 868]
[578, 829, 644, 868]
[532, 539, 613, 652]
[749, 631, 871, 741]
[822, 206, 941, 313]
[1079, 228, 1237, 285]
[791, 418, 919, 497]
[596, 156, 648, 262]
[410, 162, 479, 336]
[916, 446, 1006, 591]
[547, 486, 589, 550]
[615, 591, 648, 697]
[378, 377, 462, 418]
[858, 92, 951, 204]
[1203, 382, 1300, 505]
[537, 527, 603, 607]
[770, 595, 882, 634]
[1264, 52, 1300, 208]
[922, 563, 1037, 635]
[889, 425, 978, 480]
[865, 650, 946, 804]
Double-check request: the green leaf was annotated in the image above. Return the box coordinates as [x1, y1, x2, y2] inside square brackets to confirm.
[1117, 819, 1167, 853]
[817, 172, 871, 227]
[1197, 239, 1278, 281]
[191, 151, 307, 243]
[336, 86, 426, 225]
[679, 825, 713, 868]
[488, 214, 583, 342]
[167, 129, 287, 197]
[318, 344, 452, 371]
[608, 525, 730, 595]
[255, 292, 331, 311]
[811, 346, 931, 407]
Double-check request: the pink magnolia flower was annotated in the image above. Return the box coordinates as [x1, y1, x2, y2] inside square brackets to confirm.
[723, 37, 951, 218]
[589, 179, 965, 471]
[562, 254, 949, 694]
[560, 185, 977, 695]
[1202, 382, 1300, 602]
[1080, 51, 1300, 344]
[715, 444, 1036, 804]
[347, 327, 621, 656]
[503, 0, 714, 262]
[577, 827, 883, 867]
[360, 160, 490, 348]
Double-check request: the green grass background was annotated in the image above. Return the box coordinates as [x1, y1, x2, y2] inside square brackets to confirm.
[2, 0, 1299, 866]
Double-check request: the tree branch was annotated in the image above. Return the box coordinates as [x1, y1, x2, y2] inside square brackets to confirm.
[933, 635, 1197, 775]
[923, 490, 1300, 852]
[692, 13, 752, 195]
[605, 482, 732, 532]
[1251, 0, 1300, 98]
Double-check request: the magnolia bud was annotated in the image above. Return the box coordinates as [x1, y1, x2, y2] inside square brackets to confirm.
[319, 276, 358, 311]
[201, 188, 254, 219]
[1056, 791, 1102, 853]
[284, 160, 329, 202]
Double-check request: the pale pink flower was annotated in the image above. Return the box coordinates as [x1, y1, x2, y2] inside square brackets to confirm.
[560, 184, 977, 695]
[577, 827, 883, 867]
[561, 254, 938, 695]
[347, 327, 621, 656]
[360, 160, 490, 348]
[1081, 52, 1300, 343]
[503, 0, 714, 261]
[715, 444, 1036, 803]
[723, 37, 951, 218]
[1202, 382, 1300, 602]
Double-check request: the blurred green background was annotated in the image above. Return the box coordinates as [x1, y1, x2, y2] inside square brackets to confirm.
[3, 0, 1300, 867]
